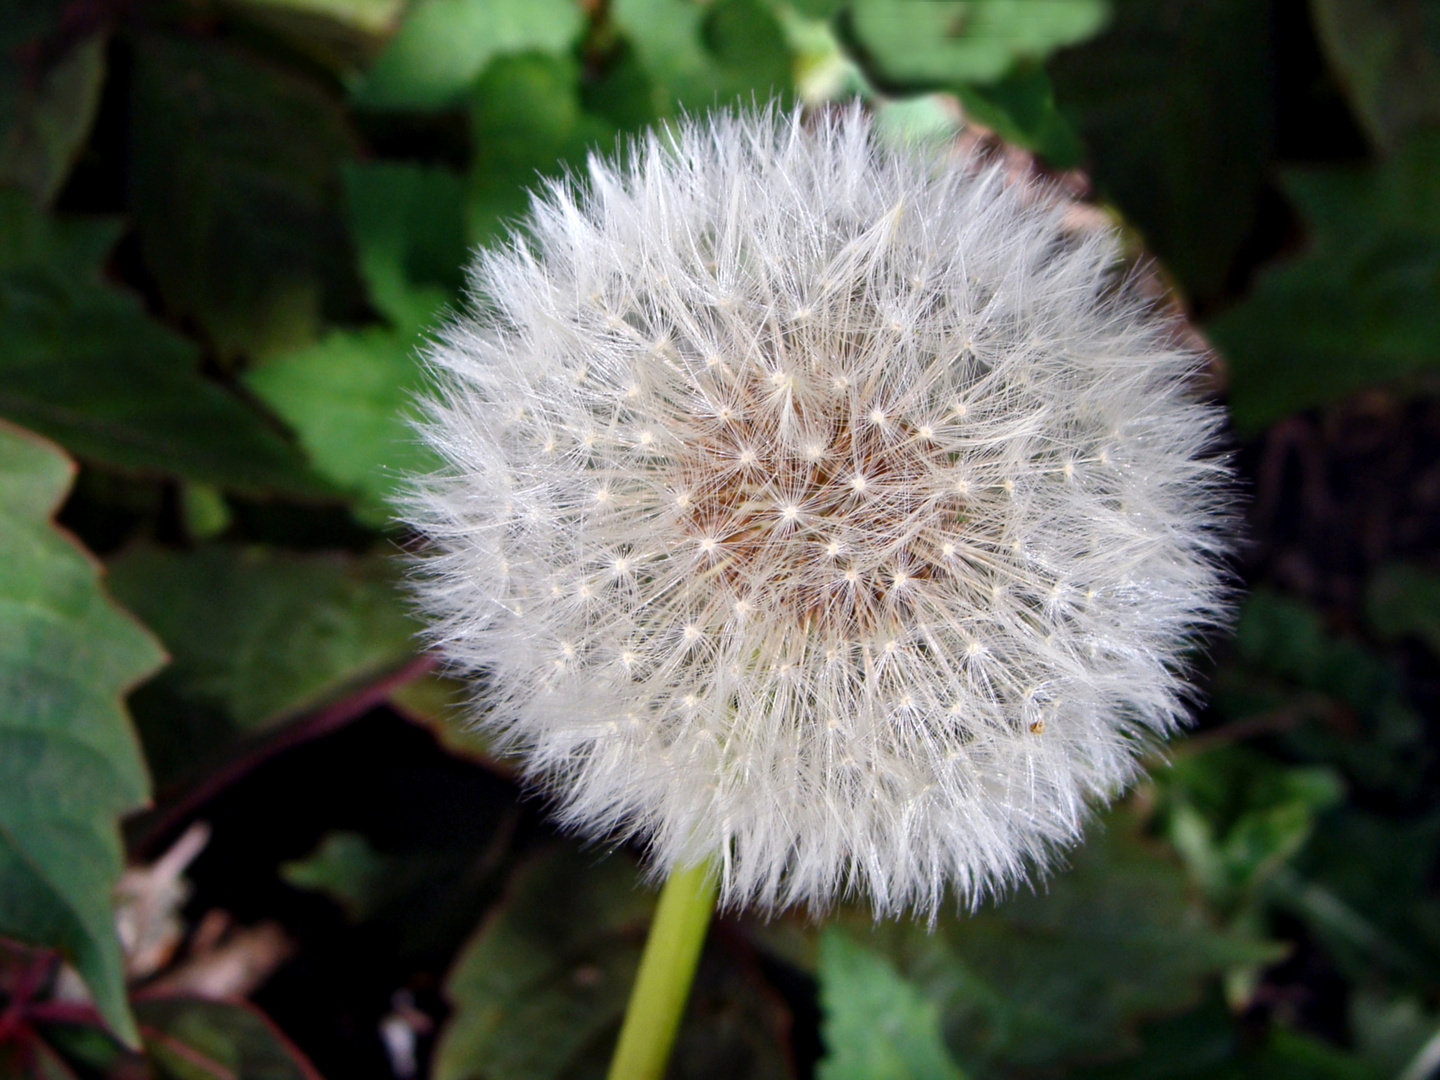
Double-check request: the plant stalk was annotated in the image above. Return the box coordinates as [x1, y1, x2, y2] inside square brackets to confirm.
[606, 860, 719, 1080]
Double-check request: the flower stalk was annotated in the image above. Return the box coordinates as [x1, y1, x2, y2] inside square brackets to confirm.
[607, 861, 719, 1080]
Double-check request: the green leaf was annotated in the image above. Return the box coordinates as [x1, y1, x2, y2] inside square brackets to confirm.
[0, 34, 107, 205]
[1309, 0, 1440, 152]
[137, 996, 323, 1080]
[1290, 809, 1440, 985]
[846, 0, 1109, 86]
[432, 846, 654, 1080]
[0, 422, 165, 1047]
[1208, 132, 1440, 432]
[610, 0, 793, 116]
[1366, 561, 1440, 656]
[1049, 0, 1273, 304]
[951, 63, 1085, 167]
[354, 0, 586, 111]
[244, 322, 437, 523]
[1070, 999, 1385, 1080]
[228, 0, 405, 35]
[245, 158, 464, 522]
[217, 0, 406, 79]
[1223, 590, 1425, 794]
[1158, 747, 1344, 911]
[280, 830, 421, 922]
[128, 33, 361, 362]
[774, 805, 1281, 1076]
[434, 844, 791, 1080]
[389, 669, 505, 768]
[106, 544, 416, 783]
[818, 929, 969, 1080]
[466, 53, 615, 245]
[0, 193, 332, 498]
[343, 159, 468, 324]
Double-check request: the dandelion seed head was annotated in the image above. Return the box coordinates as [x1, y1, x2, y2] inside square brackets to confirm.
[406, 105, 1234, 916]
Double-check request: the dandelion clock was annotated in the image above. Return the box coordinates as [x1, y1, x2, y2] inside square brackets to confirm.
[404, 105, 1234, 1078]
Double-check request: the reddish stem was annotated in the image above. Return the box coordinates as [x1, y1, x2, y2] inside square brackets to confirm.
[133, 653, 439, 858]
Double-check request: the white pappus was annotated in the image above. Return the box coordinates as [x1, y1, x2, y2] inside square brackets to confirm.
[404, 104, 1235, 917]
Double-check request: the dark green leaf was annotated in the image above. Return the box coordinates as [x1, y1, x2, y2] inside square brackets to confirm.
[1309, 0, 1440, 152]
[1365, 561, 1440, 655]
[951, 63, 1085, 167]
[818, 928, 968, 1080]
[1223, 590, 1426, 794]
[1289, 809, 1440, 985]
[0, 421, 165, 1047]
[107, 544, 416, 783]
[0, 194, 332, 497]
[780, 806, 1280, 1076]
[0, 34, 107, 205]
[434, 845, 791, 1080]
[610, 0, 793, 116]
[1208, 132, 1440, 432]
[137, 996, 323, 1080]
[128, 33, 360, 362]
[1049, 0, 1272, 304]
[1071, 998, 1384, 1080]
[280, 830, 424, 922]
[343, 159, 468, 323]
[353, 0, 585, 111]
[432, 846, 654, 1080]
[1158, 747, 1343, 911]
[246, 158, 465, 521]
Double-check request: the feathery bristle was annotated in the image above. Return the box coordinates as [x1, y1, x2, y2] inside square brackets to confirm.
[404, 104, 1235, 916]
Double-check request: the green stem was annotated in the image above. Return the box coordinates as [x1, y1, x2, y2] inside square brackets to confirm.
[606, 860, 719, 1080]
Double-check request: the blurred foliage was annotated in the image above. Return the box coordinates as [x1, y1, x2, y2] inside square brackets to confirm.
[3, 0, 1440, 1077]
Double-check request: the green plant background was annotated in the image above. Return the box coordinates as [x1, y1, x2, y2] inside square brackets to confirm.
[3, 0, 1440, 1077]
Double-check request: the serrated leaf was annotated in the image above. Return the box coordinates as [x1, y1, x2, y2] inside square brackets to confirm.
[128, 33, 360, 362]
[0, 421, 165, 1047]
[610, 0, 793, 116]
[1049, 0, 1272, 304]
[106, 544, 416, 784]
[1309, 0, 1440, 152]
[770, 805, 1281, 1076]
[818, 929, 968, 1080]
[354, 0, 585, 111]
[1208, 132, 1440, 432]
[847, 0, 1108, 86]
[137, 996, 323, 1080]
[0, 194, 333, 498]
[0, 34, 107, 205]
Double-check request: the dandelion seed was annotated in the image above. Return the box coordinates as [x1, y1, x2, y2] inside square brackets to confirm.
[405, 105, 1234, 919]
